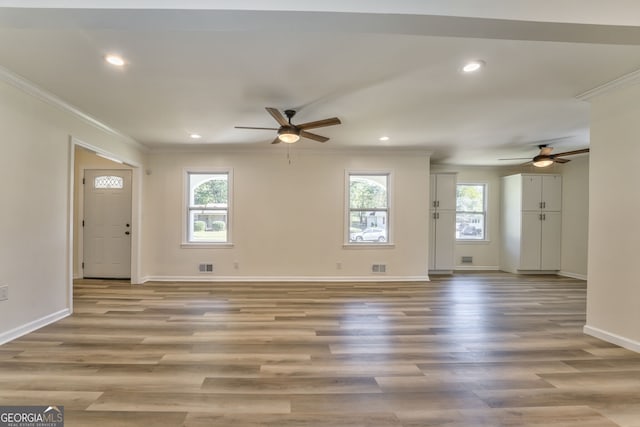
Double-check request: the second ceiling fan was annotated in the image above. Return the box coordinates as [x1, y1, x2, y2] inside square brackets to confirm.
[500, 144, 590, 167]
[235, 107, 341, 144]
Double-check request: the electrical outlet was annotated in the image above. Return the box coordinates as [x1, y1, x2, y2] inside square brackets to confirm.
[0, 285, 8, 301]
[336, 262, 342, 270]
[233, 261, 239, 270]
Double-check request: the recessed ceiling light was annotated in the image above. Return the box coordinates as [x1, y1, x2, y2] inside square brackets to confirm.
[462, 60, 485, 73]
[189, 133, 202, 139]
[105, 54, 125, 67]
[379, 136, 390, 141]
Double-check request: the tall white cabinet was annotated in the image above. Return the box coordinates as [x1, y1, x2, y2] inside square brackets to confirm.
[429, 173, 456, 274]
[500, 173, 562, 273]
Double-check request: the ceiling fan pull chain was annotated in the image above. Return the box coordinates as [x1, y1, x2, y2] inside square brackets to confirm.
[287, 144, 292, 165]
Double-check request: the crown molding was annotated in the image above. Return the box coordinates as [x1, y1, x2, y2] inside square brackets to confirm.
[0, 65, 147, 151]
[576, 67, 640, 101]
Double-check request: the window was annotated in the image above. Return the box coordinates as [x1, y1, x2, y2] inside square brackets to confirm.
[347, 173, 390, 244]
[94, 175, 124, 189]
[456, 183, 486, 240]
[186, 171, 231, 244]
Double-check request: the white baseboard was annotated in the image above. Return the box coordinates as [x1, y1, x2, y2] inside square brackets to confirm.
[0, 309, 71, 345]
[584, 325, 640, 353]
[559, 271, 588, 280]
[453, 266, 500, 271]
[140, 275, 430, 283]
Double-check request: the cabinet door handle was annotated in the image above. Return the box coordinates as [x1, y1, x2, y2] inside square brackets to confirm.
[433, 201, 437, 208]
[436, 200, 440, 208]
[542, 201, 546, 209]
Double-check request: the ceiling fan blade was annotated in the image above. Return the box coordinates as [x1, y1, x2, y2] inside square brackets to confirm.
[271, 137, 281, 144]
[235, 126, 278, 130]
[301, 130, 329, 142]
[297, 117, 341, 130]
[265, 107, 289, 127]
[554, 148, 590, 157]
[554, 157, 571, 163]
[499, 157, 533, 161]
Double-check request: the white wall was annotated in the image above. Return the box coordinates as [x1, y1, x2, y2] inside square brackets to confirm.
[560, 156, 589, 279]
[0, 77, 144, 344]
[585, 82, 640, 351]
[142, 149, 430, 280]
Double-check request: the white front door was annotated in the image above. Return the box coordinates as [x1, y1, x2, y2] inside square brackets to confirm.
[83, 169, 132, 278]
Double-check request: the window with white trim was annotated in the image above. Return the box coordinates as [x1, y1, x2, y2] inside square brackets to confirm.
[456, 183, 486, 240]
[186, 171, 231, 243]
[347, 173, 390, 244]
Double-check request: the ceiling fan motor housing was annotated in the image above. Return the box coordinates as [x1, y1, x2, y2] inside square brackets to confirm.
[533, 154, 552, 162]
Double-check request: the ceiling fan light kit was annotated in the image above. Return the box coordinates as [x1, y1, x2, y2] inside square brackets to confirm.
[277, 127, 300, 143]
[532, 155, 555, 167]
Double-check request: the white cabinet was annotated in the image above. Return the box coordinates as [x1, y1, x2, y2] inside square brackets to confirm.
[521, 174, 562, 212]
[429, 173, 456, 273]
[500, 174, 562, 273]
[520, 211, 561, 270]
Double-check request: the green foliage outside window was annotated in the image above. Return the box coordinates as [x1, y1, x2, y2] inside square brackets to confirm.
[349, 179, 387, 209]
[194, 179, 228, 206]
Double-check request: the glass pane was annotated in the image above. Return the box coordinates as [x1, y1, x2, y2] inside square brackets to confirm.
[190, 173, 228, 207]
[349, 175, 388, 209]
[456, 213, 485, 240]
[456, 184, 484, 212]
[189, 210, 227, 242]
[349, 211, 388, 243]
[94, 175, 124, 189]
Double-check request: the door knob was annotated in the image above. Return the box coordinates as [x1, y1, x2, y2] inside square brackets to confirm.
[125, 231, 130, 235]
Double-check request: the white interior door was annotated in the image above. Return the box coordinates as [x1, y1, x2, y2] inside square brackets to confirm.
[83, 169, 132, 278]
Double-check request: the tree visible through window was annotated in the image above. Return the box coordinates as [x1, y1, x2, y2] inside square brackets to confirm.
[456, 184, 486, 240]
[348, 174, 389, 243]
[187, 172, 230, 243]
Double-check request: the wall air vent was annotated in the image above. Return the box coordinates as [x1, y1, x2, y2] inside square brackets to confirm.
[372, 264, 387, 273]
[198, 263, 213, 273]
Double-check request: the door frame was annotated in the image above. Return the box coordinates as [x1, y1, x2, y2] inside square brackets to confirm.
[68, 136, 143, 311]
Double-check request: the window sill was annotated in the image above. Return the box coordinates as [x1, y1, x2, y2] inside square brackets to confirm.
[343, 243, 396, 249]
[181, 243, 234, 249]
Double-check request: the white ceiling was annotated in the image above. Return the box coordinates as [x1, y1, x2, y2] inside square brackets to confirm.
[1, 1, 640, 164]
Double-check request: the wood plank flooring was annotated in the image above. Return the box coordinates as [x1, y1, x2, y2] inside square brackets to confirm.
[2, 273, 640, 426]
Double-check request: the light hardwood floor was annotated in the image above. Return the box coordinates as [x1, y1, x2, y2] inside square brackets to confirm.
[1, 273, 640, 426]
